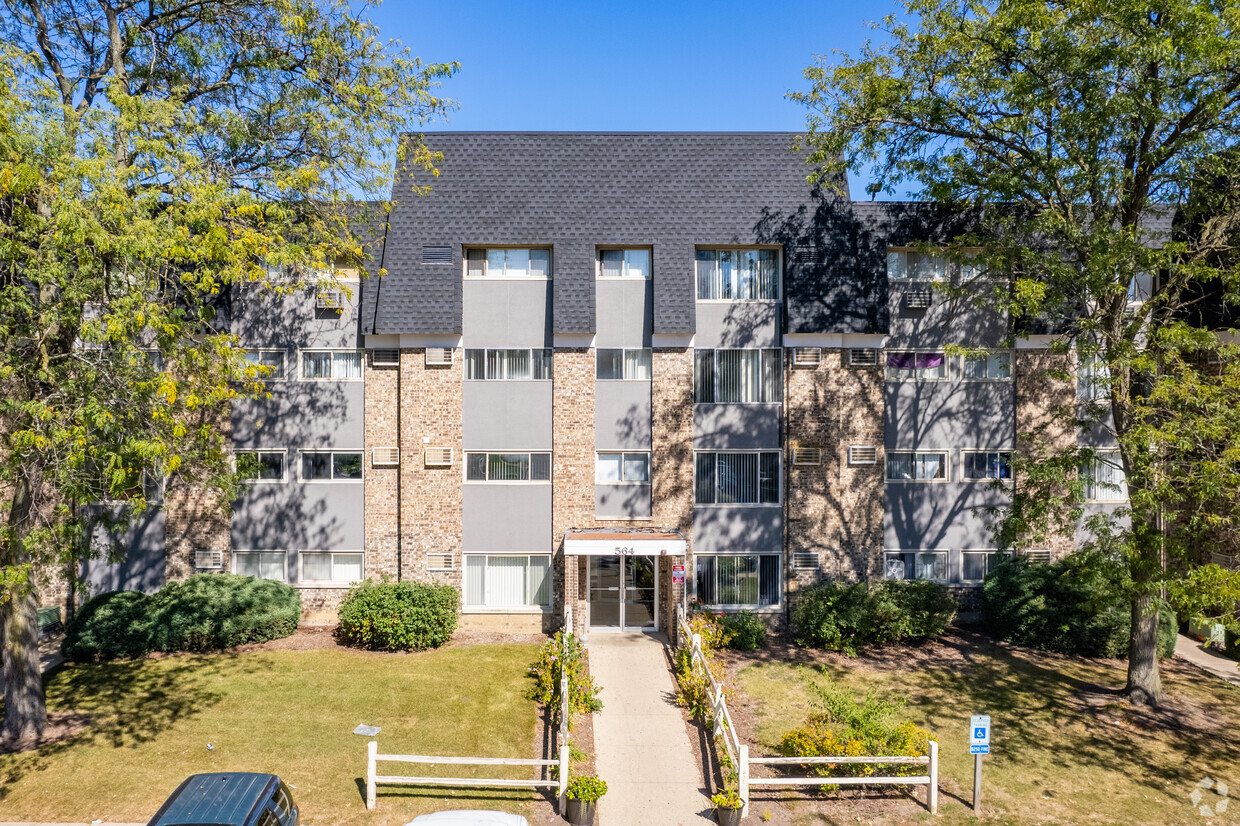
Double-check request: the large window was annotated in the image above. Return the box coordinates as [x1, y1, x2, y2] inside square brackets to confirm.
[237, 450, 286, 482]
[301, 451, 363, 482]
[695, 249, 779, 300]
[301, 551, 364, 584]
[464, 349, 553, 380]
[302, 350, 362, 380]
[235, 551, 286, 582]
[887, 249, 981, 281]
[465, 452, 552, 482]
[696, 555, 780, 608]
[887, 451, 948, 481]
[963, 351, 1012, 380]
[596, 452, 651, 483]
[886, 351, 947, 380]
[884, 550, 948, 582]
[962, 550, 1009, 583]
[242, 350, 286, 381]
[597, 349, 651, 381]
[597, 248, 650, 278]
[694, 349, 782, 403]
[1082, 450, 1128, 501]
[694, 452, 780, 505]
[464, 554, 552, 608]
[964, 451, 1012, 480]
[466, 248, 551, 278]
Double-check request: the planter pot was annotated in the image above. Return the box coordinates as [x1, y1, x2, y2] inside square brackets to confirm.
[716, 805, 743, 826]
[565, 797, 597, 826]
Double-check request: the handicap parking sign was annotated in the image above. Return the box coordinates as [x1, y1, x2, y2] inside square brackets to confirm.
[970, 715, 991, 755]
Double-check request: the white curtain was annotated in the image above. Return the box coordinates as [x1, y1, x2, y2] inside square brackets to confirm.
[464, 556, 486, 605]
[596, 453, 622, 482]
[486, 556, 527, 606]
[333, 351, 361, 379]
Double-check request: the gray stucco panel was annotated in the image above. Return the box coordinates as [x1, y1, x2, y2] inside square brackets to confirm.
[232, 382, 365, 450]
[885, 381, 1014, 450]
[232, 482, 365, 550]
[463, 279, 553, 348]
[595, 382, 652, 450]
[463, 382, 554, 450]
[693, 302, 780, 349]
[692, 506, 783, 556]
[463, 485, 553, 553]
[595, 484, 653, 519]
[596, 279, 653, 347]
[694, 404, 782, 450]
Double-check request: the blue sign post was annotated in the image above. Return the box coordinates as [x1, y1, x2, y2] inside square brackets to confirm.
[970, 715, 990, 812]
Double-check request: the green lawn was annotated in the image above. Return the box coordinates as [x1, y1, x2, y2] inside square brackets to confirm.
[731, 633, 1240, 825]
[0, 644, 545, 826]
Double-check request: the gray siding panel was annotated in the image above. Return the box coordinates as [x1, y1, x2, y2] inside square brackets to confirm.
[463, 485, 553, 553]
[884, 381, 1014, 450]
[596, 279, 653, 347]
[232, 282, 363, 350]
[463, 280, 553, 348]
[692, 506, 783, 555]
[594, 484, 653, 519]
[463, 382, 554, 450]
[232, 382, 365, 449]
[694, 404, 782, 450]
[594, 382, 652, 450]
[232, 482, 365, 550]
[693, 302, 780, 349]
[887, 281, 1009, 349]
[82, 508, 166, 596]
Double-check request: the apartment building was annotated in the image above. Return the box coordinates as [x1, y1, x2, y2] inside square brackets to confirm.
[83, 132, 1131, 634]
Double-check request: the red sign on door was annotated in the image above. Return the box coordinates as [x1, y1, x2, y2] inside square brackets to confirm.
[672, 564, 686, 584]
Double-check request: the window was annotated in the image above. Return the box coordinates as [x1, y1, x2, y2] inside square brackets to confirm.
[964, 451, 1012, 480]
[887, 452, 948, 481]
[963, 350, 1012, 380]
[300, 451, 363, 481]
[962, 551, 1009, 583]
[695, 249, 779, 300]
[598, 248, 651, 278]
[237, 451, 286, 482]
[694, 452, 780, 505]
[1082, 450, 1128, 501]
[465, 452, 552, 482]
[694, 349, 782, 403]
[301, 551, 364, 584]
[1077, 351, 1109, 403]
[596, 349, 652, 381]
[465, 248, 552, 278]
[241, 350, 286, 381]
[301, 350, 362, 380]
[235, 551, 286, 582]
[596, 452, 651, 483]
[887, 249, 980, 281]
[696, 555, 780, 608]
[884, 550, 948, 582]
[464, 554, 552, 608]
[886, 351, 947, 380]
[463, 349, 553, 380]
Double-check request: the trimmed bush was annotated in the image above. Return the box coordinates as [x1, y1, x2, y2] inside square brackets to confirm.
[721, 610, 767, 651]
[62, 573, 300, 661]
[982, 552, 1177, 659]
[336, 578, 459, 650]
[791, 580, 956, 655]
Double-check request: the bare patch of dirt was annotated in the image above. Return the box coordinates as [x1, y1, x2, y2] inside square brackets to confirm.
[0, 711, 91, 754]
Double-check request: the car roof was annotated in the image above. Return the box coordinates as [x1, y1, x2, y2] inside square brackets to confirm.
[148, 773, 278, 826]
[405, 812, 530, 826]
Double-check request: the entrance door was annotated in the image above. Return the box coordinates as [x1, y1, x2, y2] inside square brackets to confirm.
[589, 556, 657, 631]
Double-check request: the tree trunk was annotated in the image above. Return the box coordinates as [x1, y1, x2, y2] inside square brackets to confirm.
[1125, 592, 1164, 706]
[1, 473, 47, 742]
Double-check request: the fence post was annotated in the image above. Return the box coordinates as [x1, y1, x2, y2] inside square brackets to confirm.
[738, 744, 750, 819]
[366, 740, 377, 810]
[692, 633, 701, 661]
[928, 740, 939, 814]
[713, 686, 725, 737]
[558, 742, 570, 814]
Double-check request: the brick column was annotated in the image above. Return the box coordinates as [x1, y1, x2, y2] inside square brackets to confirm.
[552, 348, 595, 636]
[364, 355, 400, 579]
[164, 483, 231, 581]
[1015, 349, 1076, 559]
[652, 348, 694, 640]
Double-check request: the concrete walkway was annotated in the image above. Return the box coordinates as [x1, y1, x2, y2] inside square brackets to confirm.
[588, 632, 710, 825]
[1175, 633, 1240, 688]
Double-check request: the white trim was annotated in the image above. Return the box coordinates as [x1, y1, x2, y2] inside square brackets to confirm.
[297, 449, 365, 483]
[462, 450, 553, 483]
[782, 333, 889, 349]
[566, 538, 687, 556]
[1014, 335, 1062, 350]
[882, 548, 950, 583]
[960, 349, 1014, 381]
[232, 549, 289, 583]
[961, 450, 1014, 481]
[365, 334, 401, 348]
[693, 449, 783, 506]
[884, 349, 950, 382]
[594, 451, 652, 484]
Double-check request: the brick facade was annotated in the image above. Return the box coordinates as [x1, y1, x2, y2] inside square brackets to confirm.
[1014, 349, 1077, 559]
[552, 349, 595, 637]
[163, 482, 231, 582]
[651, 348, 694, 640]
[364, 355, 401, 579]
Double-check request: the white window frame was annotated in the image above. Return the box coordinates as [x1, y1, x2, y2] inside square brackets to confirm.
[695, 247, 781, 301]
[463, 348, 553, 381]
[241, 349, 288, 382]
[885, 350, 949, 381]
[299, 450, 365, 483]
[693, 450, 782, 507]
[693, 348, 783, 404]
[596, 348, 652, 381]
[463, 451, 553, 484]
[961, 549, 1011, 583]
[886, 451, 950, 482]
[596, 247, 652, 279]
[595, 452, 651, 484]
[299, 550, 365, 586]
[233, 550, 288, 583]
[883, 549, 949, 583]
[887, 248, 983, 281]
[463, 553, 553, 611]
[962, 350, 1013, 381]
[694, 553, 782, 610]
[464, 247, 553, 279]
[236, 449, 287, 484]
[1077, 351, 1110, 403]
[963, 450, 1013, 481]
[1082, 449, 1128, 502]
[299, 349, 363, 381]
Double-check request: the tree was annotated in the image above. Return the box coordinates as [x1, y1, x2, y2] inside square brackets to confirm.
[0, 0, 456, 743]
[792, 0, 1240, 704]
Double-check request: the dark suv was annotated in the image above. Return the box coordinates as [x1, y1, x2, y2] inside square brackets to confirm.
[147, 773, 299, 826]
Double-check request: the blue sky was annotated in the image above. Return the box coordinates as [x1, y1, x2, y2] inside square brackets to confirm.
[369, 0, 902, 195]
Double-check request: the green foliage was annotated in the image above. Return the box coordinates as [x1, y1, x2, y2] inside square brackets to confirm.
[685, 610, 733, 652]
[672, 646, 714, 720]
[779, 680, 931, 779]
[983, 554, 1177, 659]
[564, 774, 608, 802]
[526, 631, 602, 729]
[791, 580, 956, 655]
[710, 788, 743, 808]
[336, 579, 458, 651]
[62, 574, 300, 661]
[721, 611, 767, 651]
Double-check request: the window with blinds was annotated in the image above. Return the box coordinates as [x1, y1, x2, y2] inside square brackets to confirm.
[234, 551, 286, 582]
[464, 554, 552, 608]
[693, 349, 782, 403]
[597, 349, 652, 380]
[696, 554, 780, 607]
[694, 452, 780, 505]
[597, 248, 651, 278]
[301, 551, 364, 584]
[886, 452, 948, 481]
[695, 249, 779, 300]
[301, 350, 362, 380]
[465, 452, 552, 482]
[463, 349, 553, 380]
[465, 248, 552, 277]
[1082, 450, 1128, 501]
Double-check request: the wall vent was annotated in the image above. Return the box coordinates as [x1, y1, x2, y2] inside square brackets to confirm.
[427, 553, 455, 571]
[849, 348, 879, 366]
[315, 290, 343, 310]
[849, 445, 878, 465]
[424, 447, 454, 468]
[422, 245, 453, 264]
[793, 347, 822, 367]
[371, 349, 399, 367]
[790, 244, 819, 265]
[793, 552, 820, 570]
[792, 445, 822, 466]
[371, 447, 400, 467]
[905, 288, 933, 309]
[195, 551, 223, 570]
[425, 347, 454, 366]
[1023, 549, 1052, 564]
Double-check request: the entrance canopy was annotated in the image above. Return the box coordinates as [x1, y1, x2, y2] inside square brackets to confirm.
[564, 528, 687, 556]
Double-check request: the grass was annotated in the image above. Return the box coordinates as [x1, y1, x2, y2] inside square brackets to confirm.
[732, 633, 1240, 825]
[0, 644, 544, 826]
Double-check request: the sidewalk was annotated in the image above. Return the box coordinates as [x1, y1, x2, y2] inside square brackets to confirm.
[587, 632, 710, 825]
[1174, 633, 1240, 688]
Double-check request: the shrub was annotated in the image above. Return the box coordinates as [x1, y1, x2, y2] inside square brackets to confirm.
[672, 645, 713, 719]
[527, 631, 602, 729]
[982, 552, 1178, 659]
[721, 611, 767, 651]
[565, 774, 608, 802]
[62, 574, 300, 661]
[336, 578, 459, 650]
[685, 610, 733, 652]
[791, 580, 956, 655]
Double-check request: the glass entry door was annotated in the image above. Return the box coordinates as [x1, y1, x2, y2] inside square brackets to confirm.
[589, 556, 657, 631]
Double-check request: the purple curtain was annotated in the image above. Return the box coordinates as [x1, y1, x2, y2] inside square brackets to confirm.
[887, 352, 918, 369]
[918, 353, 945, 368]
